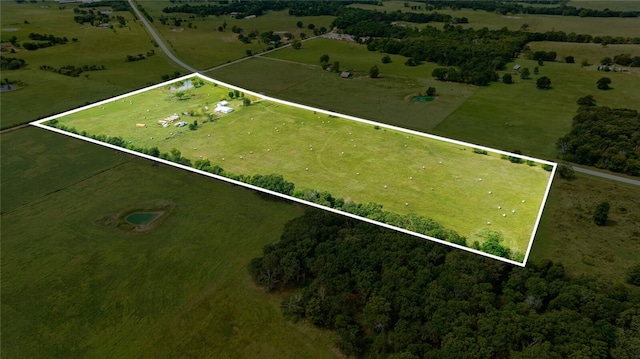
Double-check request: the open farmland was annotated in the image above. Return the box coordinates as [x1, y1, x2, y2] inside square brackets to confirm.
[42, 75, 554, 262]
[0, 129, 337, 358]
[0, 1, 181, 128]
[135, 2, 335, 70]
[350, 1, 640, 37]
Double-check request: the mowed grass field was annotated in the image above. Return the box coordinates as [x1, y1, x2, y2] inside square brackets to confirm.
[0, 128, 337, 358]
[351, 1, 640, 37]
[0, 1, 181, 128]
[53, 78, 552, 254]
[135, 1, 335, 70]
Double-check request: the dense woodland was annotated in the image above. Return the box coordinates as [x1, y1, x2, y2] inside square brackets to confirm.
[422, 1, 639, 18]
[250, 210, 640, 359]
[557, 100, 640, 176]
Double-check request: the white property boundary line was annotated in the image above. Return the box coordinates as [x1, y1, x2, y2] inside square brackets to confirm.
[31, 73, 557, 267]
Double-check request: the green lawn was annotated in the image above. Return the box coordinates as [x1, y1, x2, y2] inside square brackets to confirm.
[50, 77, 553, 256]
[568, 1, 640, 11]
[0, 128, 337, 358]
[0, 1, 181, 128]
[527, 41, 640, 69]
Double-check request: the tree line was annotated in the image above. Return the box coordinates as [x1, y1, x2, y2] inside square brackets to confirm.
[421, 0, 639, 18]
[249, 209, 640, 358]
[556, 97, 640, 176]
[39, 64, 106, 78]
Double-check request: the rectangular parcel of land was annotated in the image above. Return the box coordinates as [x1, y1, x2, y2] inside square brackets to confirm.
[34, 74, 555, 266]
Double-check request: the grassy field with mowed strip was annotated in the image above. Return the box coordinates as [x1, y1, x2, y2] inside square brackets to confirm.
[53, 77, 553, 254]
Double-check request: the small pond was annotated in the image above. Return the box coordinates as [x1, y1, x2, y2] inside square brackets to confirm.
[0, 84, 18, 92]
[411, 96, 435, 103]
[169, 80, 193, 91]
[125, 211, 162, 226]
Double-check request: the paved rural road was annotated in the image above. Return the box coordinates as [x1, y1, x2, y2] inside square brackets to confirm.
[127, 0, 198, 73]
[572, 166, 640, 186]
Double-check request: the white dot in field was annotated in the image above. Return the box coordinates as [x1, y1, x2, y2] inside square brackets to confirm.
[422, 166, 425, 169]
[349, 133, 352, 135]
[350, 139, 353, 142]
[310, 148, 313, 151]
[305, 167, 309, 171]
[478, 178, 482, 181]
[276, 129, 279, 132]
[274, 127, 277, 130]
[522, 200, 526, 203]
[431, 188, 434, 191]
[356, 172, 360, 175]
[249, 151, 253, 154]
[240, 156, 243, 159]
[384, 185, 388, 189]
[405, 202, 409, 206]
[409, 176, 413, 180]
[404, 144, 407, 147]
[222, 157, 225, 161]
[503, 214, 506, 217]
[439, 161, 442, 164]
[353, 145, 356, 148]
[147, 109, 149, 112]
[341, 151, 344, 155]
[150, 137, 153, 140]
[489, 191, 492, 194]
[208, 134, 210, 137]
[487, 221, 491, 225]
[248, 132, 251, 134]
[283, 122, 285, 125]
[251, 118, 253, 120]
[512, 210, 516, 214]
[498, 206, 501, 209]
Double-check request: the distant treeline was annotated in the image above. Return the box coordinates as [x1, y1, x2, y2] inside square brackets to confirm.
[78, 0, 130, 12]
[331, 6, 640, 85]
[557, 100, 640, 176]
[45, 117, 520, 259]
[421, 1, 640, 18]
[161, 1, 377, 18]
[39, 64, 106, 77]
[249, 209, 640, 357]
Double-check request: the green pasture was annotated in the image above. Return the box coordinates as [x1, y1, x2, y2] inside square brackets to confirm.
[54, 78, 552, 254]
[0, 1, 180, 128]
[209, 39, 476, 131]
[527, 41, 640, 68]
[351, 2, 640, 37]
[434, 54, 640, 159]
[530, 172, 640, 284]
[136, 1, 335, 70]
[0, 129, 337, 358]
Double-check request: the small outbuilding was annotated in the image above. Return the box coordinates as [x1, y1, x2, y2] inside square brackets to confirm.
[340, 71, 352, 78]
[513, 64, 521, 71]
[215, 106, 234, 114]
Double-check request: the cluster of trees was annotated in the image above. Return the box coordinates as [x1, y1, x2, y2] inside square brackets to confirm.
[72, 7, 111, 25]
[556, 97, 640, 176]
[125, 54, 146, 62]
[1, 56, 26, 70]
[529, 50, 557, 62]
[162, 2, 287, 18]
[601, 54, 640, 67]
[424, 1, 640, 18]
[21, 32, 69, 51]
[39, 64, 105, 77]
[250, 209, 640, 358]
